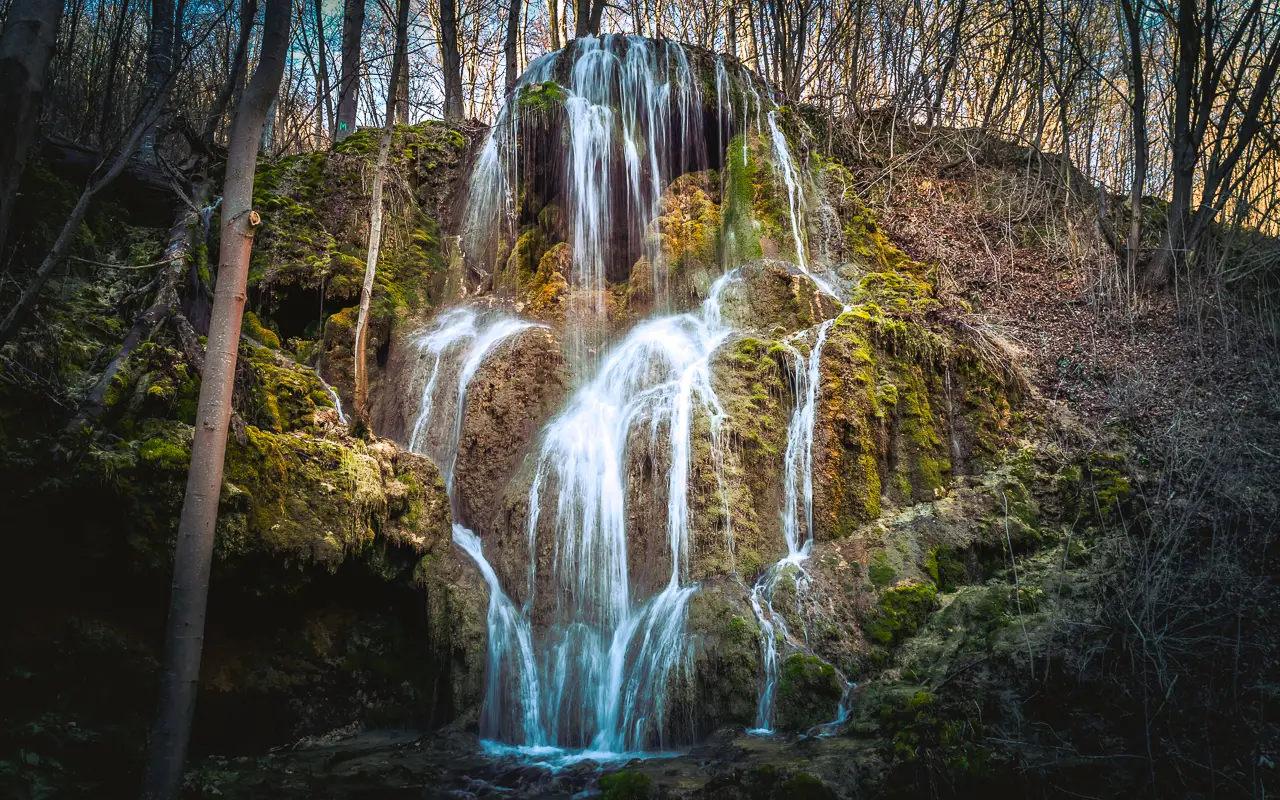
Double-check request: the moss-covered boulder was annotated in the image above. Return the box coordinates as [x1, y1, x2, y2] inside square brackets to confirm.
[674, 582, 764, 738]
[775, 653, 844, 731]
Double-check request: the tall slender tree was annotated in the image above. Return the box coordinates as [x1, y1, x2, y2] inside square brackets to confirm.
[0, 0, 61, 258]
[201, 0, 258, 148]
[352, 0, 411, 422]
[441, 0, 464, 119]
[313, 0, 334, 138]
[139, 0, 176, 159]
[1119, 0, 1148, 283]
[335, 0, 366, 140]
[137, 0, 292, 795]
[504, 0, 524, 93]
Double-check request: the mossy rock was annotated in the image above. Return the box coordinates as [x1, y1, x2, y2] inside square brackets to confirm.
[518, 81, 567, 113]
[775, 653, 843, 731]
[600, 769, 652, 800]
[679, 585, 762, 736]
[862, 579, 937, 648]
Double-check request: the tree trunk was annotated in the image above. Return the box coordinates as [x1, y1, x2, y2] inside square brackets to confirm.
[504, 0, 523, 94]
[548, 0, 561, 50]
[0, 0, 61, 258]
[62, 207, 196, 438]
[352, 0, 409, 424]
[440, 0, 464, 120]
[573, 0, 603, 37]
[1144, 0, 1199, 289]
[136, 0, 291, 795]
[335, 0, 365, 140]
[202, 0, 257, 149]
[726, 0, 737, 57]
[140, 0, 176, 160]
[97, 0, 134, 148]
[395, 46, 410, 123]
[313, 0, 334, 139]
[587, 0, 605, 35]
[1120, 0, 1147, 285]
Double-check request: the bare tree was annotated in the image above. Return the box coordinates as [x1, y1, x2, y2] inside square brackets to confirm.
[0, 0, 61, 258]
[335, 0, 366, 139]
[441, 0, 464, 119]
[312, 0, 334, 137]
[352, 0, 410, 422]
[549, 0, 562, 49]
[201, 0, 258, 148]
[137, 0, 292, 795]
[0, 71, 180, 350]
[1119, 0, 1148, 284]
[139, 0, 176, 159]
[505, 0, 524, 93]
[1144, 0, 1280, 288]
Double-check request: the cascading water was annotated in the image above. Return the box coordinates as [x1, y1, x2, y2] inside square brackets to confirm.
[462, 35, 720, 365]
[405, 35, 858, 761]
[748, 319, 834, 733]
[521, 270, 737, 751]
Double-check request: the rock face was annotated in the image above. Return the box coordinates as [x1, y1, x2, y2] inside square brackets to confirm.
[0, 41, 1134, 800]
[453, 325, 569, 531]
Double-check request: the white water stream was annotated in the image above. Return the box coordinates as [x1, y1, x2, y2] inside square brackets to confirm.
[405, 35, 855, 761]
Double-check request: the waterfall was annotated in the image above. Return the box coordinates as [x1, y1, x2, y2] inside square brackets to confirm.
[404, 308, 548, 744]
[406, 35, 858, 759]
[747, 318, 833, 732]
[523, 270, 736, 751]
[462, 35, 712, 364]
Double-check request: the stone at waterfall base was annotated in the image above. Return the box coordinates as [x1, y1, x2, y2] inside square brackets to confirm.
[183, 725, 869, 798]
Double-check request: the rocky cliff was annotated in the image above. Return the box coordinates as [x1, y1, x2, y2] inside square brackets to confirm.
[0, 39, 1152, 800]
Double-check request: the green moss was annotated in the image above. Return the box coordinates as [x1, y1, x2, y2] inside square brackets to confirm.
[779, 772, 838, 800]
[137, 436, 191, 472]
[722, 134, 765, 263]
[776, 653, 843, 730]
[684, 590, 761, 727]
[656, 171, 722, 286]
[600, 769, 651, 800]
[928, 546, 965, 591]
[869, 551, 897, 587]
[219, 426, 383, 567]
[863, 579, 936, 646]
[852, 271, 940, 316]
[242, 311, 281, 349]
[518, 81, 567, 112]
[504, 226, 546, 295]
[239, 343, 327, 433]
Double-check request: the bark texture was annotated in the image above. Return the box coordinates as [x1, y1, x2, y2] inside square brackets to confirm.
[137, 0, 291, 795]
[335, 0, 366, 140]
[440, 0, 464, 120]
[504, 0, 524, 94]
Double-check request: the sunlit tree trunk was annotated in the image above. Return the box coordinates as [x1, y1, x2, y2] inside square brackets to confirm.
[137, 0, 291, 795]
[549, 0, 562, 50]
[505, 0, 524, 94]
[1120, 0, 1147, 286]
[441, 0, 464, 119]
[313, 0, 334, 139]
